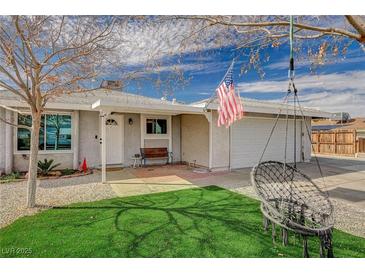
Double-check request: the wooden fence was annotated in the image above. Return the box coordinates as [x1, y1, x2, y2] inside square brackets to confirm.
[311, 129, 357, 156]
[359, 138, 365, 153]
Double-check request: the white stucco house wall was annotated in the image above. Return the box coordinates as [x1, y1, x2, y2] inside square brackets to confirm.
[0, 88, 330, 181]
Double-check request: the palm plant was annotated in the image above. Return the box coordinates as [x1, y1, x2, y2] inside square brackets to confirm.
[37, 159, 61, 176]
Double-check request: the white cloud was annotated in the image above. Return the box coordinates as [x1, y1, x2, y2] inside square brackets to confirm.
[299, 91, 365, 117]
[265, 55, 365, 71]
[140, 63, 206, 74]
[238, 71, 365, 117]
[112, 18, 232, 66]
[138, 59, 232, 77]
[265, 59, 310, 70]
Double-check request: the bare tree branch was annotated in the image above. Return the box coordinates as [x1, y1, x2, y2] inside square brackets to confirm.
[14, 16, 41, 67]
[0, 111, 31, 130]
[176, 16, 364, 42]
[345, 15, 365, 40]
[41, 19, 115, 66]
[0, 79, 30, 103]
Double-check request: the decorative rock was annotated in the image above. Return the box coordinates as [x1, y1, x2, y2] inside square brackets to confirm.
[0, 172, 116, 228]
[48, 171, 62, 177]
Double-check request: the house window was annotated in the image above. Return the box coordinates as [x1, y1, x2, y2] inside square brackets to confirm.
[106, 119, 118, 126]
[17, 114, 72, 151]
[146, 119, 167, 134]
[17, 115, 45, 151]
[45, 115, 72, 150]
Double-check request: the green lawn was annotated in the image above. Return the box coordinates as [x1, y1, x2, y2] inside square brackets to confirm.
[0, 186, 364, 258]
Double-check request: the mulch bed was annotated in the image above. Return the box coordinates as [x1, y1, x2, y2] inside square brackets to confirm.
[0, 170, 93, 184]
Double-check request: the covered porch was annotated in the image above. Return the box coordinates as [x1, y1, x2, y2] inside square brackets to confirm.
[91, 97, 207, 183]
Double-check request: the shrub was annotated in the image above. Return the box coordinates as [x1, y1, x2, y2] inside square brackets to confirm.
[37, 159, 61, 176]
[61, 169, 76, 176]
[0, 171, 22, 183]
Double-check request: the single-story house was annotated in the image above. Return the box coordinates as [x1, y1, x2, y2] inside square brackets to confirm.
[0, 87, 330, 181]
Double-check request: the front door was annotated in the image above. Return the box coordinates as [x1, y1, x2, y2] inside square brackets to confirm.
[105, 114, 123, 165]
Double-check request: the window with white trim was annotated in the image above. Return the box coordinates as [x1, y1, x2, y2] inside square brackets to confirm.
[146, 119, 167, 134]
[17, 114, 72, 151]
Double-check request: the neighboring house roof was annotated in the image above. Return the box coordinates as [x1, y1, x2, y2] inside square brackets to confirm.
[191, 97, 331, 118]
[0, 88, 330, 117]
[312, 118, 365, 131]
[312, 125, 344, 131]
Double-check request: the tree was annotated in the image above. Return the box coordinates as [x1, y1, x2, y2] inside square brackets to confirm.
[0, 16, 195, 208]
[0, 16, 116, 207]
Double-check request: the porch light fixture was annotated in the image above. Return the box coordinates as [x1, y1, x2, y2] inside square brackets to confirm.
[128, 118, 133, 125]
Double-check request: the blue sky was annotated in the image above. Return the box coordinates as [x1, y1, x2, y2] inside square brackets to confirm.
[124, 40, 365, 117]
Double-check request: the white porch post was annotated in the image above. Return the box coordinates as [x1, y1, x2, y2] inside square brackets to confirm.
[5, 110, 13, 174]
[100, 110, 107, 183]
[140, 114, 144, 149]
[168, 116, 172, 162]
[72, 110, 80, 170]
[203, 111, 213, 170]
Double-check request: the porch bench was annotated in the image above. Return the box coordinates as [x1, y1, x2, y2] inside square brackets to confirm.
[140, 147, 169, 166]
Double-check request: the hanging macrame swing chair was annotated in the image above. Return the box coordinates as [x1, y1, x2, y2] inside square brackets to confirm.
[250, 16, 334, 258]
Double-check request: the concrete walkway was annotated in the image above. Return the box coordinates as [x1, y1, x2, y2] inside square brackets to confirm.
[105, 165, 251, 197]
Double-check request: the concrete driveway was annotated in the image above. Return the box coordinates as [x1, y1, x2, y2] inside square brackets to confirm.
[299, 156, 365, 206]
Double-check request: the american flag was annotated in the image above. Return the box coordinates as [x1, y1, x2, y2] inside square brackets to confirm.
[216, 61, 244, 127]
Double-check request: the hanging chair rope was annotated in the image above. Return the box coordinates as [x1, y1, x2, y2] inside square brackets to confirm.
[258, 90, 291, 164]
[289, 15, 295, 80]
[294, 93, 327, 187]
[284, 93, 289, 166]
[259, 15, 296, 165]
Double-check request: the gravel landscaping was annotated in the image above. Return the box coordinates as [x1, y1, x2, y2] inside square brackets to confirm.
[330, 199, 365, 238]
[0, 171, 116, 228]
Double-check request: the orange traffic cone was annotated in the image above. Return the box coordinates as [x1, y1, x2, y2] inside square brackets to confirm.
[80, 158, 88, 173]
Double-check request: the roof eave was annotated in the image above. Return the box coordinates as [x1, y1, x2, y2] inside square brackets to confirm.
[195, 102, 331, 118]
[91, 99, 204, 115]
[0, 99, 93, 111]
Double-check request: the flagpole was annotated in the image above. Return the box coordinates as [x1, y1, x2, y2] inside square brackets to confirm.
[218, 59, 235, 87]
[203, 59, 235, 112]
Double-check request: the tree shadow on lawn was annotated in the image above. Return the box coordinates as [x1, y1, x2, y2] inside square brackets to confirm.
[1, 186, 364, 258]
[48, 186, 363, 258]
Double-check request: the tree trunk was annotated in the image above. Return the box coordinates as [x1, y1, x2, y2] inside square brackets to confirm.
[26, 111, 41, 208]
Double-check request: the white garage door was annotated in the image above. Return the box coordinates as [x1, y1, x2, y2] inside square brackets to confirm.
[230, 117, 303, 169]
